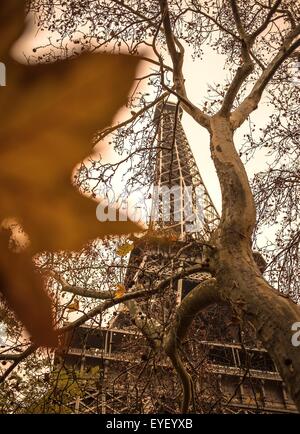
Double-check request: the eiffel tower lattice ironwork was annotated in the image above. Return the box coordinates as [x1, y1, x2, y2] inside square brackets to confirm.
[148, 101, 219, 240]
[58, 102, 297, 414]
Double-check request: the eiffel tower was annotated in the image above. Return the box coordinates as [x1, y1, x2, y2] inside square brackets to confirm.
[57, 101, 297, 414]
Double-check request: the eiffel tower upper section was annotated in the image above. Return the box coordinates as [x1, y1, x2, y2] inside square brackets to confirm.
[149, 100, 219, 241]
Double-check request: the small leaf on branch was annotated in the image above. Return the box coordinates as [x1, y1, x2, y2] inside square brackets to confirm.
[115, 284, 126, 298]
[116, 242, 134, 256]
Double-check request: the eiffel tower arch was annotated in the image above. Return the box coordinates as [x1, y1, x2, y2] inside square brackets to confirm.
[57, 101, 297, 414]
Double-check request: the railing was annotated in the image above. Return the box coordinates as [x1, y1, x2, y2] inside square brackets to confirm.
[208, 363, 281, 381]
[66, 335, 277, 374]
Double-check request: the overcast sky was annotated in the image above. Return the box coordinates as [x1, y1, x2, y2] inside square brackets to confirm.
[13, 13, 275, 221]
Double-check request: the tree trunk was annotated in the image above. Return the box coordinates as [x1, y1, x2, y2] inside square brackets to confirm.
[209, 114, 300, 411]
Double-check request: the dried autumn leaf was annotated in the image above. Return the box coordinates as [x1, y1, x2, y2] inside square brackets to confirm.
[115, 284, 126, 298]
[0, 1, 25, 58]
[116, 242, 134, 257]
[0, 1, 142, 347]
[67, 298, 80, 312]
[0, 6, 141, 252]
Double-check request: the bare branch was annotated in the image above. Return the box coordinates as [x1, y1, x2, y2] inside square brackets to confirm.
[250, 0, 282, 40]
[190, 5, 240, 41]
[97, 91, 169, 142]
[231, 25, 300, 128]
[159, 0, 210, 129]
[0, 345, 37, 383]
[230, 0, 247, 39]
[164, 278, 219, 412]
[48, 269, 118, 300]
[0, 263, 208, 382]
[218, 58, 254, 116]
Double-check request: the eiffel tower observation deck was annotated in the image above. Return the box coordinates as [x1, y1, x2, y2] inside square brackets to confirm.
[58, 101, 297, 414]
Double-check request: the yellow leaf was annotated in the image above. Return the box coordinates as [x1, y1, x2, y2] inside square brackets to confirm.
[116, 242, 134, 256]
[67, 298, 80, 312]
[115, 284, 126, 298]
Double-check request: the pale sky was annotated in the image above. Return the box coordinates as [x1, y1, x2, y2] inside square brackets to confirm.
[13, 12, 274, 221]
[182, 44, 273, 214]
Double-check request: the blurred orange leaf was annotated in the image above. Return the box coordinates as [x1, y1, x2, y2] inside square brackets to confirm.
[0, 226, 57, 347]
[0, 6, 141, 253]
[0, 1, 141, 347]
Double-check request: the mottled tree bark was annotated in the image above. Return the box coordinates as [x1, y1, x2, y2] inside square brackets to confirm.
[210, 115, 300, 410]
